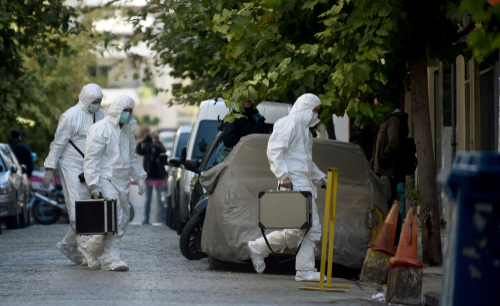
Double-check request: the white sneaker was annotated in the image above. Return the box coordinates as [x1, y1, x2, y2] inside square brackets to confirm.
[295, 270, 326, 282]
[248, 241, 265, 274]
[77, 246, 101, 270]
[107, 261, 129, 271]
[56, 242, 87, 265]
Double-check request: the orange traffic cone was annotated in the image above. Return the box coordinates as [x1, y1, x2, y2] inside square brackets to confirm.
[387, 207, 426, 268]
[359, 201, 400, 285]
[368, 200, 400, 255]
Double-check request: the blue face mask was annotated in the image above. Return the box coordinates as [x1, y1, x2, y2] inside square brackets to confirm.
[119, 111, 130, 123]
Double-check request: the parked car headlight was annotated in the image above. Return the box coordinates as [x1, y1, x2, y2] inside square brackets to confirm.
[0, 184, 10, 195]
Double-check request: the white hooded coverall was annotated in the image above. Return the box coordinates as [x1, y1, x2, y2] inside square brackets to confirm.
[44, 83, 105, 264]
[83, 95, 147, 270]
[250, 93, 326, 281]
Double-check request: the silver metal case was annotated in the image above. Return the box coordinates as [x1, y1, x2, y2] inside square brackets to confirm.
[258, 190, 312, 229]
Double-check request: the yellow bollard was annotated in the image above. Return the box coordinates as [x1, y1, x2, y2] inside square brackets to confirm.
[299, 168, 351, 292]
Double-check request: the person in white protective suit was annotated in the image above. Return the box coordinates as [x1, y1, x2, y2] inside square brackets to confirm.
[81, 95, 147, 271]
[247, 93, 328, 282]
[43, 83, 105, 265]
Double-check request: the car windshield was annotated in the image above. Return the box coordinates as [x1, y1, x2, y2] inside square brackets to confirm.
[203, 134, 232, 172]
[0, 149, 13, 170]
[192, 120, 220, 159]
[174, 133, 190, 158]
[0, 154, 6, 172]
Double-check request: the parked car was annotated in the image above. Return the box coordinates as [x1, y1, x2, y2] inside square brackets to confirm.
[199, 135, 391, 269]
[167, 99, 229, 234]
[166, 125, 192, 229]
[0, 146, 30, 229]
[158, 129, 177, 157]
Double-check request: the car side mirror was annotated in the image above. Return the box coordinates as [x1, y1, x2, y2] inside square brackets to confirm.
[168, 157, 181, 168]
[11, 164, 18, 173]
[158, 153, 168, 166]
[180, 146, 187, 165]
[184, 159, 200, 174]
[21, 164, 28, 174]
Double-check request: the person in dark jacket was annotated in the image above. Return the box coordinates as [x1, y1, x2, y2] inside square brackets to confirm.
[223, 99, 268, 148]
[136, 131, 167, 224]
[8, 130, 34, 177]
[349, 92, 380, 161]
[350, 122, 379, 161]
[372, 102, 409, 245]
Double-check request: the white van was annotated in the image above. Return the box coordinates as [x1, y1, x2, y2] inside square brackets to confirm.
[169, 99, 292, 234]
[170, 99, 229, 233]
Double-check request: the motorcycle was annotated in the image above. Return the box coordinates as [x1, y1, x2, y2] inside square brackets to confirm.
[31, 184, 67, 225]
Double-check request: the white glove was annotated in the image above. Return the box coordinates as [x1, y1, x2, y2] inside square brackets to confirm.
[43, 170, 54, 189]
[138, 180, 146, 196]
[91, 187, 101, 199]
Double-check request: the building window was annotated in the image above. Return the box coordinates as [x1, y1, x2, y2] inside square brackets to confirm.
[443, 66, 453, 127]
[464, 58, 471, 151]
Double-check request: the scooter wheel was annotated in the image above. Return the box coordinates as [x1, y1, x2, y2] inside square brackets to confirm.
[179, 213, 207, 260]
[32, 200, 62, 225]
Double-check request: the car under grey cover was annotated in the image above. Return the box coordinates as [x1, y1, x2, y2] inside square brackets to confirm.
[200, 134, 391, 269]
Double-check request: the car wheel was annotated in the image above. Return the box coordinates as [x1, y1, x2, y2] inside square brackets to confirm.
[179, 213, 207, 260]
[166, 195, 174, 228]
[5, 211, 20, 229]
[129, 203, 135, 222]
[172, 207, 180, 232]
[176, 220, 186, 235]
[19, 206, 28, 228]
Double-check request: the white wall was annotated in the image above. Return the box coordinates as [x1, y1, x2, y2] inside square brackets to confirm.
[333, 113, 350, 142]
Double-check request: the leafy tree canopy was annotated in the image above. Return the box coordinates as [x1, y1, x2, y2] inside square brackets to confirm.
[0, 1, 108, 163]
[127, 0, 469, 125]
[461, 0, 500, 58]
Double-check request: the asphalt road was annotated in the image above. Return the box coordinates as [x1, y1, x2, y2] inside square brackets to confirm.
[0, 221, 392, 306]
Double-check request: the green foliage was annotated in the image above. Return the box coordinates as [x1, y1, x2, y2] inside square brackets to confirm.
[122, 0, 228, 106]
[0, 2, 108, 162]
[461, 0, 500, 58]
[0, 0, 82, 124]
[135, 115, 160, 127]
[405, 175, 421, 206]
[125, 0, 469, 125]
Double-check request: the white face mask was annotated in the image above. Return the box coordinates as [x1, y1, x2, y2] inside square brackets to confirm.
[89, 103, 101, 113]
[308, 112, 319, 127]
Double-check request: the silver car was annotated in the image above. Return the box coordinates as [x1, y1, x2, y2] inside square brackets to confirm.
[166, 126, 192, 230]
[0, 146, 30, 229]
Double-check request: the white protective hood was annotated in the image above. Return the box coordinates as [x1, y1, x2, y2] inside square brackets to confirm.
[104, 95, 138, 131]
[77, 83, 103, 113]
[266, 93, 325, 198]
[288, 94, 321, 128]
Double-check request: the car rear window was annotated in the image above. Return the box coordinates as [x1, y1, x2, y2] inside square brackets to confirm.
[174, 132, 190, 158]
[192, 120, 221, 159]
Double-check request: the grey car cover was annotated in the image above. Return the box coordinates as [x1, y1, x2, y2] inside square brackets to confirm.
[200, 134, 391, 269]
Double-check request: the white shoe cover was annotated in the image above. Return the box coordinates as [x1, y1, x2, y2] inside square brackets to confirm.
[107, 260, 129, 271]
[295, 270, 326, 282]
[56, 242, 87, 265]
[77, 246, 101, 270]
[248, 241, 266, 274]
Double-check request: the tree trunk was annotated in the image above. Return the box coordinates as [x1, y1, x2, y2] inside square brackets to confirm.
[409, 42, 442, 266]
[326, 117, 337, 140]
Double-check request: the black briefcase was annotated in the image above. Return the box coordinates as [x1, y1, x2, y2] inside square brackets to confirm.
[75, 199, 118, 235]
